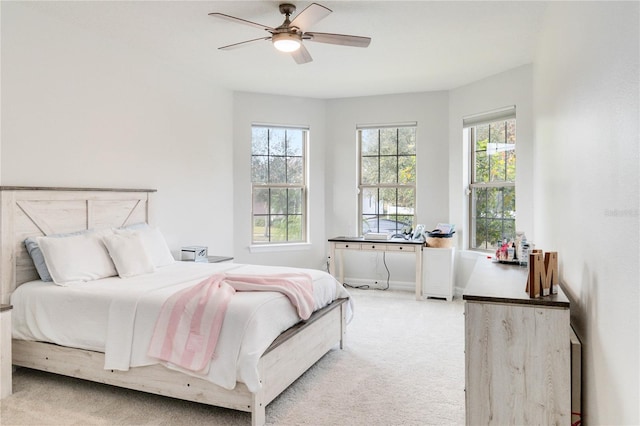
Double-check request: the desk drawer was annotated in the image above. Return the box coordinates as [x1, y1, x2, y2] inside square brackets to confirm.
[386, 244, 417, 253]
[335, 243, 361, 250]
[361, 243, 387, 251]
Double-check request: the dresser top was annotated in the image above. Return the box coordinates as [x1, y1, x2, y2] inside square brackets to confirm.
[328, 236, 424, 246]
[463, 257, 570, 308]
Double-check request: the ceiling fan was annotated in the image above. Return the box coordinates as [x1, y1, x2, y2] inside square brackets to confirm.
[208, 2, 371, 64]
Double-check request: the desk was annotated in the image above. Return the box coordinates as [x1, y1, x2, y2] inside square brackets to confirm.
[328, 236, 424, 300]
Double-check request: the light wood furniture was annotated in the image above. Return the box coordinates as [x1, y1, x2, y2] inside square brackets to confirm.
[328, 236, 424, 299]
[0, 304, 12, 399]
[463, 258, 571, 425]
[0, 187, 347, 426]
[422, 247, 455, 301]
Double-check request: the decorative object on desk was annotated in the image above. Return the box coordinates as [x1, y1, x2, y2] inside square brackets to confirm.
[412, 224, 426, 241]
[425, 223, 455, 248]
[526, 249, 559, 298]
[180, 246, 208, 262]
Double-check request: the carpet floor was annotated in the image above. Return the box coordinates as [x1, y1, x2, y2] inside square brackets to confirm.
[0, 288, 466, 425]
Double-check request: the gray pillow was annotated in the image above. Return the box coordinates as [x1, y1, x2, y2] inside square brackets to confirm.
[24, 237, 53, 282]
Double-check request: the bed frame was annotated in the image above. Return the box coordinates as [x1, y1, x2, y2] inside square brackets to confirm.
[0, 187, 347, 426]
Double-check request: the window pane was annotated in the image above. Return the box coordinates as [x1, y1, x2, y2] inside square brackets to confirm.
[397, 187, 415, 216]
[253, 188, 269, 215]
[269, 188, 287, 214]
[252, 127, 268, 155]
[269, 215, 287, 242]
[360, 129, 378, 155]
[489, 150, 507, 182]
[379, 156, 398, 184]
[398, 155, 416, 184]
[288, 188, 303, 214]
[361, 188, 379, 215]
[505, 150, 516, 181]
[361, 156, 379, 185]
[503, 187, 516, 218]
[253, 216, 268, 242]
[380, 187, 399, 216]
[472, 187, 516, 248]
[251, 156, 268, 183]
[489, 121, 506, 144]
[398, 128, 416, 155]
[287, 215, 302, 241]
[269, 129, 286, 156]
[380, 128, 397, 155]
[475, 124, 489, 150]
[286, 130, 303, 156]
[474, 151, 489, 183]
[269, 157, 286, 183]
[287, 157, 303, 184]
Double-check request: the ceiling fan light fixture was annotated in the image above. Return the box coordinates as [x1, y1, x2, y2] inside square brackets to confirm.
[272, 32, 302, 52]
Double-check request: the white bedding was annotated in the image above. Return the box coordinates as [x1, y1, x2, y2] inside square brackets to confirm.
[11, 261, 351, 392]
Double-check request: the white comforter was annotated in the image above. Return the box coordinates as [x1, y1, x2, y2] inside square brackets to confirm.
[11, 262, 351, 392]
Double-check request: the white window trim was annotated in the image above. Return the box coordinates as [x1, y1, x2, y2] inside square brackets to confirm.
[465, 107, 517, 251]
[250, 124, 309, 245]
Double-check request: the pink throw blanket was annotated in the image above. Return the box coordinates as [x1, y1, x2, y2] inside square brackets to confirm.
[147, 272, 314, 372]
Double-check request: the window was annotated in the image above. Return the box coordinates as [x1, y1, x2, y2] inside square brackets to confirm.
[358, 124, 417, 235]
[465, 107, 516, 251]
[251, 125, 307, 244]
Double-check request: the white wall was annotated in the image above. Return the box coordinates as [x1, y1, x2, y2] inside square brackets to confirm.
[0, 3, 235, 258]
[325, 92, 449, 286]
[232, 92, 327, 269]
[448, 65, 534, 290]
[534, 2, 639, 424]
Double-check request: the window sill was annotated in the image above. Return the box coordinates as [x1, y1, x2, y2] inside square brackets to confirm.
[249, 242, 312, 253]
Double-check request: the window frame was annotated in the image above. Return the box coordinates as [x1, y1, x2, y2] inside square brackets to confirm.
[357, 123, 417, 237]
[250, 124, 309, 245]
[466, 107, 516, 252]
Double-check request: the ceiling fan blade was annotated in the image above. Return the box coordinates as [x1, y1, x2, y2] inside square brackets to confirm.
[219, 37, 271, 51]
[290, 3, 332, 31]
[306, 32, 371, 48]
[291, 44, 313, 64]
[208, 13, 274, 32]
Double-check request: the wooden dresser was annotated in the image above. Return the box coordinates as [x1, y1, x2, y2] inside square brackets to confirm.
[463, 258, 570, 425]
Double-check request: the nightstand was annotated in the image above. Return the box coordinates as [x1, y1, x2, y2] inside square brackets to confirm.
[0, 304, 12, 399]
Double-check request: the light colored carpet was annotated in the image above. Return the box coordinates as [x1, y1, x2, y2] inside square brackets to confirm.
[0, 289, 465, 425]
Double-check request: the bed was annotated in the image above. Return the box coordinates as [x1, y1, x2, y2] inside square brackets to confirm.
[0, 186, 350, 426]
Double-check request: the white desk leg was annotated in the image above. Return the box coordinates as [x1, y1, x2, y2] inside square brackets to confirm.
[415, 246, 423, 300]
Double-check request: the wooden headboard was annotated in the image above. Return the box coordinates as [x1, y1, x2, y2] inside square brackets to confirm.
[0, 187, 156, 303]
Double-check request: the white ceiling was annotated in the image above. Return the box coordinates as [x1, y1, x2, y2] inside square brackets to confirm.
[22, 1, 549, 99]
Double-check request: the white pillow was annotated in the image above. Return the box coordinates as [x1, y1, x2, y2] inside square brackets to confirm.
[116, 226, 174, 267]
[37, 229, 117, 286]
[103, 232, 156, 278]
